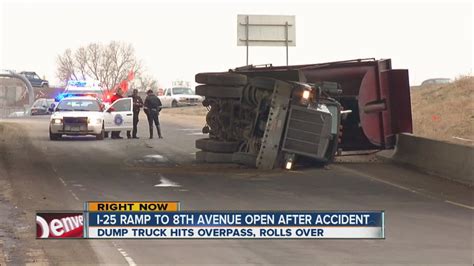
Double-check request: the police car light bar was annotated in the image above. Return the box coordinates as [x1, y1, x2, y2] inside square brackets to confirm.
[55, 93, 99, 102]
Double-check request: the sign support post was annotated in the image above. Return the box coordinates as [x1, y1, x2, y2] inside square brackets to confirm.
[285, 21, 289, 66]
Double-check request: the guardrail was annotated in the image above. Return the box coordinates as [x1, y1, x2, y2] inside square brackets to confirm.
[0, 71, 34, 105]
[389, 133, 473, 186]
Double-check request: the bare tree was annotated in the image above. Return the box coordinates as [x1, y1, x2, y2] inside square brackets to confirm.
[75, 46, 88, 80]
[86, 43, 102, 81]
[134, 74, 159, 92]
[56, 49, 78, 83]
[56, 41, 145, 91]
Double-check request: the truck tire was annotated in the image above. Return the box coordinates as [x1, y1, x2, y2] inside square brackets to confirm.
[196, 72, 248, 86]
[249, 77, 277, 91]
[195, 150, 207, 162]
[195, 151, 234, 163]
[195, 138, 240, 153]
[195, 85, 243, 98]
[171, 100, 178, 107]
[232, 152, 257, 167]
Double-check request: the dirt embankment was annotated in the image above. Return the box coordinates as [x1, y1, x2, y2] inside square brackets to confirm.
[411, 76, 473, 145]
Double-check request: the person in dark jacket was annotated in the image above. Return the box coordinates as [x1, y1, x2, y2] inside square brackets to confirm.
[126, 89, 143, 139]
[110, 88, 124, 139]
[143, 89, 163, 139]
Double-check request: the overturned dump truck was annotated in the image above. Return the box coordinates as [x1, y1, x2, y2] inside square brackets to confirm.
[195, 58, 413, 170]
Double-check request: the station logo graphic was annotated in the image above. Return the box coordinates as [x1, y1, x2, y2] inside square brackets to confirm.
[36, 212, 84, 238]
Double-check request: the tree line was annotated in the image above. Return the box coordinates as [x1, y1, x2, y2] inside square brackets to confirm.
[56, 41, 158, 92]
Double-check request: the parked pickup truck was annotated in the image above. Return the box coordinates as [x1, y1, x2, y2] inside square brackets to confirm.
[20, 71, 49, 88]
[158, 87, 203, 108]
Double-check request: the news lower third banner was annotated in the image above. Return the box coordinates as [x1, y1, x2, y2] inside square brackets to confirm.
[37, 201, 385, 239]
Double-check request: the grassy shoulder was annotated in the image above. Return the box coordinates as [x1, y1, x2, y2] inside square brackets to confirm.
[411, 76, 473, 145]
[160, 105, 208, 116]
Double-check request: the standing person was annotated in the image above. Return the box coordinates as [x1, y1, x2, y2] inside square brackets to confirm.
[110, 88, 124, 139]
[126, 89, 143, 139]
[143, 89, 163, 139]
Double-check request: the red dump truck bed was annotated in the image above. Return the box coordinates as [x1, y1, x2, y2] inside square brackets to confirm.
[233, 58, 413, 151]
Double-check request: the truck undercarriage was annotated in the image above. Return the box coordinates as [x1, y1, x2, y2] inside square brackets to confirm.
[194, 58, 412, 170]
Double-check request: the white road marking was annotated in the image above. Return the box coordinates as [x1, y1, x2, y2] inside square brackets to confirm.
[444, 200, 474, 210]
[337, 165, 427, 196]
[452, 136, 473, 142]
[154, 175, 181, 187]
[113, 242, 137, 266]
[68, 189, 80, 201]
[176, 128, 204, 135]
[122, 253, 136, 265]
[58, 177, 67, 187]
[187, 132, 205, 135]
[144, 154, 165, 159]
[143, 154, 168, 163]
[336, 165, 473, 210]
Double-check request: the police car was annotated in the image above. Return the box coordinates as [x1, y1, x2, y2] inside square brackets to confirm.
[49, 96, 133, 140]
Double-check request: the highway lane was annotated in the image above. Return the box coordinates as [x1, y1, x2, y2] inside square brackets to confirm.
[0, 111, 472, 265]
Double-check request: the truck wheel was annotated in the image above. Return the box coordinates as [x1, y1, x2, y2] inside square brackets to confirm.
[195, 138, 240, 153]
[171, 100, 178, 108]
[42, 83, 49, 89]
[195, 151, 234, 163]
[104, 131, 109, 138]
[196, 72, 247, 86]
[232, 152, 257, 167]
[249, 77, 277, 91]
[195, 85, 243, 98]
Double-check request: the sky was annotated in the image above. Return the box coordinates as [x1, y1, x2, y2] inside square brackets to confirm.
[1, 0, 472, 87]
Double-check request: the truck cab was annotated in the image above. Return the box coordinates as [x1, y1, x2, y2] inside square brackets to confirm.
[234, 58, 413, 151]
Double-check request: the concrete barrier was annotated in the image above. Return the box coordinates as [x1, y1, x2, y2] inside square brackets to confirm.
[389, 133, 473, 186]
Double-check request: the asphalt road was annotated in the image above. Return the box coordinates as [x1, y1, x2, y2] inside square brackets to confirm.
[0, 111, 472, 265]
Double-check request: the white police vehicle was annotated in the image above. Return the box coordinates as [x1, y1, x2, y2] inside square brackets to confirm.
[49, 96, 133, 140]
